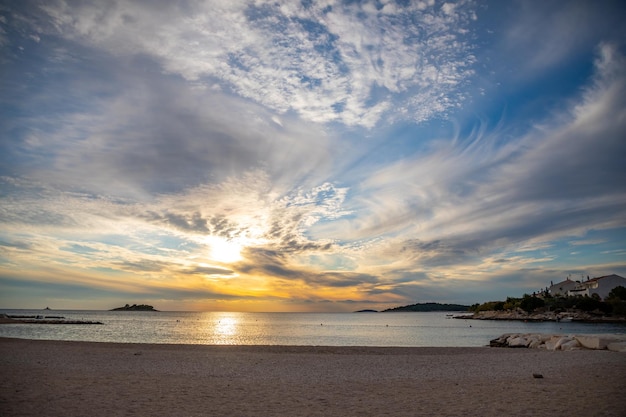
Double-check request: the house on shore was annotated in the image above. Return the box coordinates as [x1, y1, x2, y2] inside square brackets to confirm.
[567, 274, 626, 300]
[548, 278, 578, 297]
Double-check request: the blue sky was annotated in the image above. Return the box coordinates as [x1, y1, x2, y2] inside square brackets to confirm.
[0, 0, 624, 311]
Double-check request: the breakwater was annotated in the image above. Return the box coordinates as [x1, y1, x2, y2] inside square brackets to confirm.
[490, 333, 626, 351]
[0, 314, 103, 325]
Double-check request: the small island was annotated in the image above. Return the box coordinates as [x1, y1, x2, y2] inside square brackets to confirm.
[110, 304, 159, 311]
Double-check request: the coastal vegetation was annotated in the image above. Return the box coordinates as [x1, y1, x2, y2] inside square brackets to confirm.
[468, 286, 626, 318]
[110, 304, 158, 311]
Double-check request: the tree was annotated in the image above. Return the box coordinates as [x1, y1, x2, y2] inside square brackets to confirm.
[520, 294, 545, 313]
[608, 286, 626, 301]
[573, 296, 608, 313]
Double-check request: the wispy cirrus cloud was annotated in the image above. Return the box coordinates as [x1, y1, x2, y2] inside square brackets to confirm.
[31, 0, 476, 128]
[311, 42, 626, 276]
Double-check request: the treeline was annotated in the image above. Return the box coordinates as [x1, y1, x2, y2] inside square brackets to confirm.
[469, 286, 626, 315]
[384, 302, 469, 312]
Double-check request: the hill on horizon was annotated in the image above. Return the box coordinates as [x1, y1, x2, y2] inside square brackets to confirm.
[383, 302, 469, 312]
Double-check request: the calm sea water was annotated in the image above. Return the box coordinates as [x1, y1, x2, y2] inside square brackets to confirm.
[1, 310, 625, 347]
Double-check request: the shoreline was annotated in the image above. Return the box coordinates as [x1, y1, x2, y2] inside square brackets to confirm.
[460, 310, 626, 323]
[2, 338, 625, 416]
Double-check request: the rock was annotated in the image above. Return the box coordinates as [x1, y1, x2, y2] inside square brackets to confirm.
[559, 339, 581, 351]
[508, 337, 528, 348]
[539, 334, 554, 342]
[489, 334, 512, 347]
[544, 336, 563, 351]
[607, 342, 626, 352]
[532, 373, 544, 379]
[553, 336, 574, 351]
[574, 335, 622, 350]
[490, 332, 626, 350]
[526, 334, 545, 348]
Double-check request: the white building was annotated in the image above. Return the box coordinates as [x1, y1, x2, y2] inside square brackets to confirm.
[548, 278, 578, 297]
[567, 274, 626, 300]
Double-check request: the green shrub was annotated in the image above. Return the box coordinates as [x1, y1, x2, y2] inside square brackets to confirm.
[503, 297, 521, 310]
[608, 300, 626, 315]
[608, 286, 626, 301]
[520, 294, 545, 313]
[470, 300, 506, 312]
[572, 296, 609, 313]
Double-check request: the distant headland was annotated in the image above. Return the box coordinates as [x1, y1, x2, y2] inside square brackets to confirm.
[110, 304, 159, 311]
[355, 303, 470, 313]
[383, 302, 470, 312]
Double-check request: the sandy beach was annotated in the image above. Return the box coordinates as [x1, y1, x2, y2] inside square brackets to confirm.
[1, 338, 625, 416]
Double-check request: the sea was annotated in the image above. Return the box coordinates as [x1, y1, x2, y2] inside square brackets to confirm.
[1, 309, 625, 347]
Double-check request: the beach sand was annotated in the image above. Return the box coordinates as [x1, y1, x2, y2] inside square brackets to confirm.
[1, 338, 625, 416]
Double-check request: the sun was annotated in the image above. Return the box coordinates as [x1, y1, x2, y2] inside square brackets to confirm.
[206, 236, 243, 263]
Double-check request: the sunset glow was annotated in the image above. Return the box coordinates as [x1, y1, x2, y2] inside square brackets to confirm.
[206, 237, 244, 264]
[0, 1, 624, 312]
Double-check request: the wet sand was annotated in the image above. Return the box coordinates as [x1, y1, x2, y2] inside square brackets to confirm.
[1, 337, 625, 416]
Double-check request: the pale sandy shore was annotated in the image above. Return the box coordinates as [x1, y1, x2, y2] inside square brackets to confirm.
[1, 338, 625, 417]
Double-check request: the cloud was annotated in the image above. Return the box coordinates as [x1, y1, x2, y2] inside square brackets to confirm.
[0, 236, 33, 251]
[1, 1, 625, 310]
[491, 44, 626, 200]
[1, 65, 335, 198]
[235, 246, 379, 293]
[61, 243, 98, 254]
[112, 259, 170, 273]
[183, 265, 235, 276]
[318, 43, 626, 271]
[27, 0, 477, 128]
[145, 211, 245, 239]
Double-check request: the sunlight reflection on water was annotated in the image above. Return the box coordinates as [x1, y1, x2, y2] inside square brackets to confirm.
[210, 314, 240, 344]
[1, 310, 625, 346]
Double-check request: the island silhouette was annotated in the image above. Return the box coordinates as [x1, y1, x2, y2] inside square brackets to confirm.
[110, 304, 158, 311]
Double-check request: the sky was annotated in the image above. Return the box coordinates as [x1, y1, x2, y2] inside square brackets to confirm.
[0, 0, 625, 312]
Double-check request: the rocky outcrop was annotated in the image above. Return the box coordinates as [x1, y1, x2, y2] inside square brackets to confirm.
[110, 304, 158, 311]
[490, 333, 626, 351]
[0, 314, 102, 325]
[464, 309, 626, 323]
